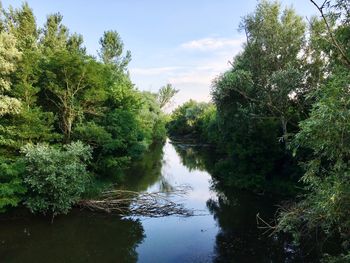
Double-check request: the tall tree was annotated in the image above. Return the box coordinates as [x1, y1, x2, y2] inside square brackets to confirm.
[98, 30, 131, 70]
[2, 2, 39, 107]
[209, 1, 307, 187]
[4, 2, 38, 51]
[213, 1, 306, 142]
[67, 33, 86, 54]
[40, 50, 107, 142]
[0, 32, 21, 116]
[40, 13, 68, 52]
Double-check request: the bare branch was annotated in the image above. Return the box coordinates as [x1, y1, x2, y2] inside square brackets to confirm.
[79, 185, 199, 218]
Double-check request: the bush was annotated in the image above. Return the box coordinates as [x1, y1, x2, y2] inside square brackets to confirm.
[21, 141, 92, 217]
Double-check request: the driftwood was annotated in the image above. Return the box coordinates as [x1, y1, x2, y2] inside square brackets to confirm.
[79, 185, 194, 218]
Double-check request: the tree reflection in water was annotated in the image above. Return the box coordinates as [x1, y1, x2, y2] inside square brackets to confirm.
[0, 210, 144, 263]
[122, 142, 166, 192]
[172, 141, 311, 263]
[1, 141, 321, 263]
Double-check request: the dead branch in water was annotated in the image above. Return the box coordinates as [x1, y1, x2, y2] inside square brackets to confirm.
[79, 185, 195, 217]
[256, 212, 277, 236]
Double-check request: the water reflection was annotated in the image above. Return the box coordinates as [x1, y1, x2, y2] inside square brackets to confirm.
[0, 210, 144, 263]
[0, 140, 317, 262]
[172, 142, 212, 172]
[122, 142, 167, 192]
[172, 141, 308, 263]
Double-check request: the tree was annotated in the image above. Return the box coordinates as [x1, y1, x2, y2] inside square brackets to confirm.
[239, 1, 305, 85]
[21, 141, 91, 217]
[266, 67, 303, 143]
[208, 1, 308, 189]
[0, 32, 21, 116]
[277, 68, 350, 261]
[1, 2, 40, 107]
[309, 0, 350, 68]
[137, 91, 167, 143]
[168, 100, 213, 137]
[3, 2, 38, 51]
[67, 33, 86, 54]
[157, 83, 178, 109]
[0, 4, 59, 151]
[212, 0, 307, 145]
[40, 13, 68, 53]
[237, 0, 306, 140]
[98, 30, 131, 70]
[39, 50, 108, 142]
[276, 2, 350, 260]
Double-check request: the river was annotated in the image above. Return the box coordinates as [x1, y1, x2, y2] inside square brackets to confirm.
[0, 139, 307, 262]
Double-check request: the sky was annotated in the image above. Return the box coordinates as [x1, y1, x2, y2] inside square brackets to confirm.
[3, 0, 319, 108]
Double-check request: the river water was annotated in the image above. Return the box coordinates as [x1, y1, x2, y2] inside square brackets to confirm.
[0, 139, 305, 262]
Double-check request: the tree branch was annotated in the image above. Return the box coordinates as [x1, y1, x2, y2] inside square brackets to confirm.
[310, 0, 350, 68]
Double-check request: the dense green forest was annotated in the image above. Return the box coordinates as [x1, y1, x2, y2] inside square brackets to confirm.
[0, 2, 180, 217]
[168, 0, 350, 261]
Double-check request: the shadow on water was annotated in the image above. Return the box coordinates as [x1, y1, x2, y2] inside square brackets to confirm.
[0, 210, 144, 263]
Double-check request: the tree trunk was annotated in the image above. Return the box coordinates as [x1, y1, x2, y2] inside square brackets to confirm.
[63, 108, 74, 143]
[281, 116, 288, 149]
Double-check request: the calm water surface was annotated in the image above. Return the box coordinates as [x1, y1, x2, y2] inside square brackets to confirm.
[0, 139, 304, 262]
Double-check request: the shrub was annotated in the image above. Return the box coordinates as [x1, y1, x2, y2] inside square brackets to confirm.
[21, 141, 92, 217]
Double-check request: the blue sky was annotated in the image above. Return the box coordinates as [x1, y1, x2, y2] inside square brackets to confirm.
[3, 0, 318, 108]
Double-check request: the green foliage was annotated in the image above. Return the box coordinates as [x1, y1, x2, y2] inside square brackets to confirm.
[168, 100, 216, 140]
[98, 30, 131, 70]
[102, 109, 144, 168]
[21, 141, 92, 216]
[239, 0, 305, 81]
[157, 83, 178, 109]
[277, 68, 350, 257]
[40, 13, 68, 53]
[275, 1, 350, 258]
[4, 2, 38, 51]
[0, 0, 348, 261]
[206, 1, 307, 190]
[322, 252, 350, 263]
[0, 157, 26, 212]
[138, 91, 167, 143]
[74, 90, 167, 174]
[0, 107, 59, 150]
[0, 0, 166, 178]
[0, 1, 167, 216]
[196, 104, 218, 143]
[39, 49, 108, 142]
[0, 31, 22, 116]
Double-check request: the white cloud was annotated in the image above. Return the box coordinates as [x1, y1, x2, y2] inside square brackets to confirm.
[168, 64, 225, 87]
[130, 66, 181, 76]
[180, 37, 245, 51]
[163, 63, 229, 108]
[129, 35, 245, 109]
[168, 70, 213, 86]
